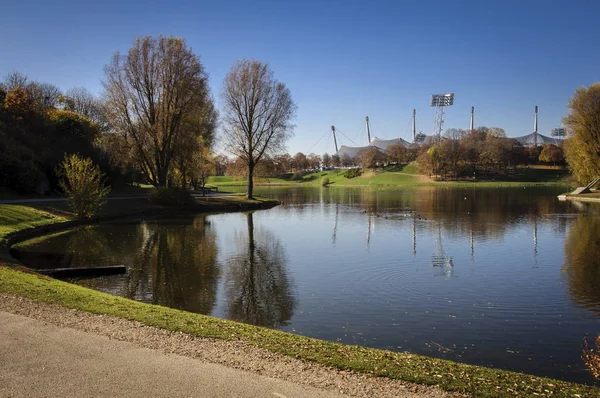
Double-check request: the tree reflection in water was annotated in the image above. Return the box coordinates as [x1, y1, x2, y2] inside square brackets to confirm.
[564, 213, 600, 315]
[225, 212, 296, 328]
[75, 215, 220, 315]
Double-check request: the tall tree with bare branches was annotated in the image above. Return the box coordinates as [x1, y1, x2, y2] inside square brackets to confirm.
[102, 35, 210, 187]
[221, 60, 296, 199]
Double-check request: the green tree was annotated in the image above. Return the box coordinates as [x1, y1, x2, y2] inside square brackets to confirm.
[58, 154, 111, 219]
[564, 83, 600, 184]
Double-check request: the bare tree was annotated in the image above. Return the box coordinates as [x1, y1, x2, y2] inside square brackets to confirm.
[174, 98, 218, 188]
[221, 60, 296, 199]
[307, 153, 321, 170]
[102, 35, 209, 187]
[3, 71, 28, 91]
[322, 153, 331, 168]
[27, 82, 62, 109]
[294, 152, 307, 170]
[331, 154, 340, 167]
[66, 87, 95, 114]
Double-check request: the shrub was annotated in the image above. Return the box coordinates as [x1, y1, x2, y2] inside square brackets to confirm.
[321, 176, 330, 186]
[148, 186, 195, 206]
[343, 168, 362, 179]
[58, 154, 111, 219]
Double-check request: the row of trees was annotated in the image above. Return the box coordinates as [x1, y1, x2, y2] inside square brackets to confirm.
[214, 151, 358, 178]
[417, 128, 565, 179]
[211, 135, 564, 181]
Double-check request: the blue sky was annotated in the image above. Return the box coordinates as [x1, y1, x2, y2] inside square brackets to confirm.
[1, 0, 599, 155]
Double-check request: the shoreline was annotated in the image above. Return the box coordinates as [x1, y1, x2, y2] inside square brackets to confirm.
[558, 194, 600, 203]
[0, 266, 597, 397]
[1, 194, 598, 397]
[0, 293, 452, 398]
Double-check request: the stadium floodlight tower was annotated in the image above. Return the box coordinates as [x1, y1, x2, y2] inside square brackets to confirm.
[331, 125, 339, 153]
[430, 93, 454, 141]
[551, 128, 566, 138]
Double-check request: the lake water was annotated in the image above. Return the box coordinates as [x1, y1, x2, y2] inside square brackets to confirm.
[12, 186, 600, 384]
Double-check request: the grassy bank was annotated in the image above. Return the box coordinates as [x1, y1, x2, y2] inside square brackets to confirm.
[0, 195, 278, 244]
[0, 266, 597, 398]
[208, 164, 571, 189]
[0, 205, 70, 241]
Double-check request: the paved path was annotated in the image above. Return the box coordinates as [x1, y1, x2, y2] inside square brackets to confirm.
[0, 311, 348, 398]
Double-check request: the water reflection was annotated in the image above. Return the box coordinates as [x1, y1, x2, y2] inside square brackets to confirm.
[564, 214, 600, 315]
[260, 186, 569, 256]
[14, 215, 221, 314]
[224, 212, 296, 328]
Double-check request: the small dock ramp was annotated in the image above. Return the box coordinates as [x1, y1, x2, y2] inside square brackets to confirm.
[568, 177, 600, 195]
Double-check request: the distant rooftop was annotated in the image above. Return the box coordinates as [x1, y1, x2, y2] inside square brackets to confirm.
[514, 133, 562, 147]
[337, 136, 412, 158]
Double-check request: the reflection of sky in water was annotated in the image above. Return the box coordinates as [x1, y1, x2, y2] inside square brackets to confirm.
[12, 187, 600, 384]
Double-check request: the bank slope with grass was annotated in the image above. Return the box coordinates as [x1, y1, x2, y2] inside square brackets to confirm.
[0, 266, 597, 398]
[0, 205, 70, 241]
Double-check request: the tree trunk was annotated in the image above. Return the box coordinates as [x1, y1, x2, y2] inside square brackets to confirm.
[158, 173, 168, 188]
[181, 161, 187, 189]
[247, 162, 254, 199]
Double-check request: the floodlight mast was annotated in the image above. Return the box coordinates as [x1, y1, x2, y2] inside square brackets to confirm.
[551, 128, 566, 137]
[534, 106, 538, 147]
[470, 106, 474, 132]
[366, 116, 371, 143]
[331, 125, 338, 153]
[412, 109, 416, 141]
[430, 93, 454, 142]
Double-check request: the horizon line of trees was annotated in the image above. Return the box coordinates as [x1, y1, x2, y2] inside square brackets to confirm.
[211, 128, 565, 180]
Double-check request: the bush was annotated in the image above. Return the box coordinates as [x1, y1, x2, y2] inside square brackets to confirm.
[58, 154, 111, 219]
[321, 176, 330, 186]
[148, 186, 195, 206]
[343, 168, 362, 179]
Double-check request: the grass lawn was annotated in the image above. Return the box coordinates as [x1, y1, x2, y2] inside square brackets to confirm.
[206, 175, 294, 186]
[0, 205, 70, 241]
[207, 163, 570, 189]
[0, 265, 597, 398]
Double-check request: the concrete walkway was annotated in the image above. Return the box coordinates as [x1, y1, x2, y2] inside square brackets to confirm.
[0, 311, 348, 398]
